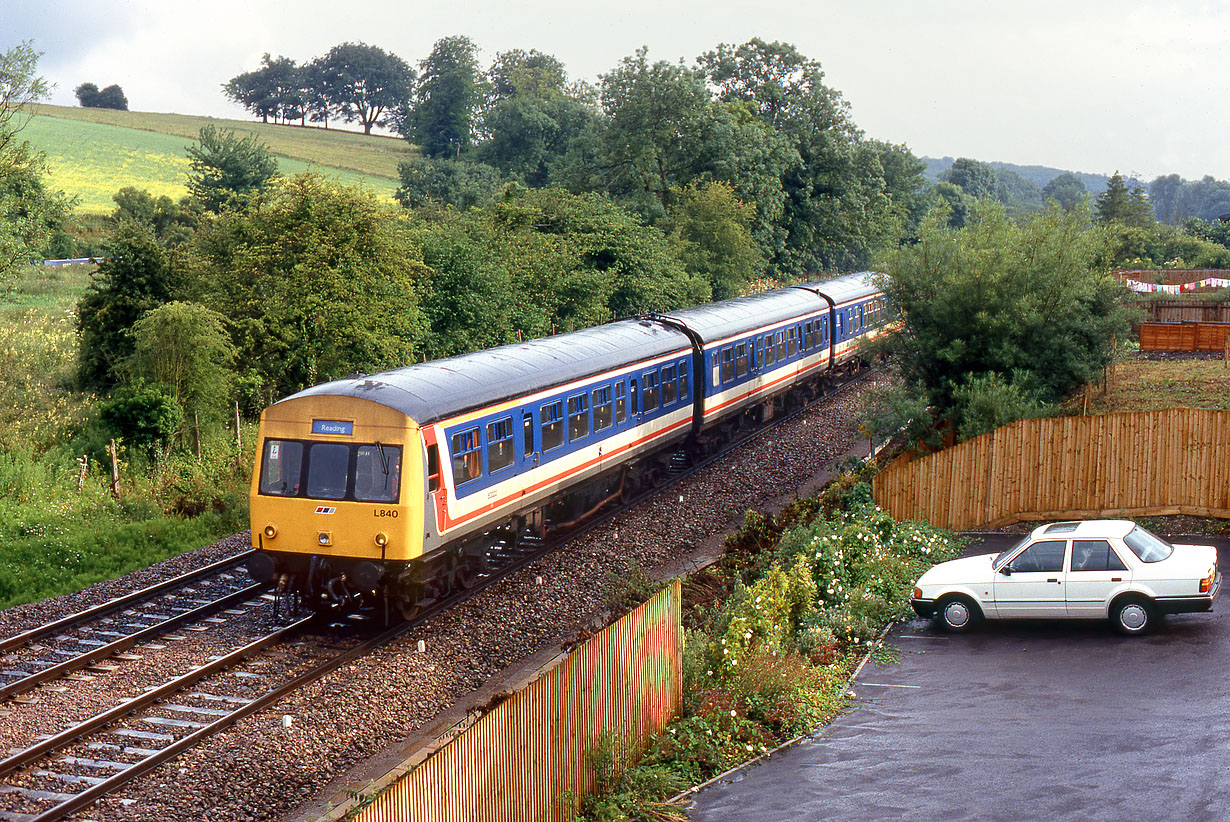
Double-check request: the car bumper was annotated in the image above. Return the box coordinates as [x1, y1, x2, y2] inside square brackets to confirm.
[1155, 572, 1221, 615]
[911, 597, 937, 619]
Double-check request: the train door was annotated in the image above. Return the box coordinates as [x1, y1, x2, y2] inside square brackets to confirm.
[522, 410, 538, 468]
[630, 378, 639, 420]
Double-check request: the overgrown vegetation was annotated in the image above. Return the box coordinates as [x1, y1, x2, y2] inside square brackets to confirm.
[568, 477, 964, 820]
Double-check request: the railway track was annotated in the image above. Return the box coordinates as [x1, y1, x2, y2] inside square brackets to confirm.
[0, 367, 877, 820]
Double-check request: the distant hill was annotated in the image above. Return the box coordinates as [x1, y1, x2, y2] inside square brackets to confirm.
[922, 156, 1114, 195]
[23, 104, 413, 213]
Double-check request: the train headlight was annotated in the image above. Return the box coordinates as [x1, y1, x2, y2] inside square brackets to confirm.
[374, 532, 389, 547]
[263, 524, 278, 539]
[317, 532, 332, 546]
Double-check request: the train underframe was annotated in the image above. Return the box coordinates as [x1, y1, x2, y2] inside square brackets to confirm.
[249, 356, 867, 623]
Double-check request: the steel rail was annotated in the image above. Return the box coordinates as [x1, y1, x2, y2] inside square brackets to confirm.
[0, 550, 256, 654]
[0, 583, 266, 701]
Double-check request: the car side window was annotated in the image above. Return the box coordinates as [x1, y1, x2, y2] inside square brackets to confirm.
[1071, 539, 1128, 572]
[1008, 540, 1066, 573]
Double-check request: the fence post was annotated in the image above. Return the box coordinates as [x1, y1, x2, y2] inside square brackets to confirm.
[76, 455, 88, 493]
[108, 440, 120, 497]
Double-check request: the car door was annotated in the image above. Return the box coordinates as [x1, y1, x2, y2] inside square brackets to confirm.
[993, 540, 1069, 618]
[1065, 539, 1131, 618]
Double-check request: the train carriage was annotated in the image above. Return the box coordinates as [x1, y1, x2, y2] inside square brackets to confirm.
[247, 271, 891, 618]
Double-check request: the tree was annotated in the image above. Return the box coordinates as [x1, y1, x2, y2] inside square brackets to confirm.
[186, 125, 278, 212]
[1042, 172, 1088, 211]
[186, 174, 430, 401]
[485, 49, 567, 104]
[395, 155, 505, 212]
[318, 43, 414, 135]
[223, 54, 302, 124]
[665, 181, 762, 299]
[111, 186, 198, 246]
[74, 82, 99, 107]
[941, 158, 997, 200]
[125, 301, 235, 424]
[97, 383, 184, 451]
[874, 202, 1132, 438]
[1094, 172, 1152, 226]
[77, 222, 178, 389]
[407, 36, 482, 157]
[1, 41, 66, 288]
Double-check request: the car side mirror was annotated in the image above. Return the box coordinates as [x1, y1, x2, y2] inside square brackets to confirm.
[998, 565, 1012, 576]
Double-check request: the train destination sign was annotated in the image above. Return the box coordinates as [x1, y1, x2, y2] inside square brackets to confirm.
[312, 419, 354, 436]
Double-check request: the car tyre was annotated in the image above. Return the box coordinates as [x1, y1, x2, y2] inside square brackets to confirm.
[1112, 596, 1156, 636]
[935, 595, 981, 633]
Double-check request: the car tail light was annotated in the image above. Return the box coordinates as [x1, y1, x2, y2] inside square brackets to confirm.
[1201, 568, 1215, 593]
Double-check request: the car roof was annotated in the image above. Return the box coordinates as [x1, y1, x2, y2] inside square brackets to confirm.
[1029, 520, 1136, 540]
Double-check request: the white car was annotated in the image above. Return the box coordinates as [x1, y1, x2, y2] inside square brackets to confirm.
[911, 520, 1220, 635]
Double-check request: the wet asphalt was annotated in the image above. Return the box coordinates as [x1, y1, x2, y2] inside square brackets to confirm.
[688, 534, 1230, 822]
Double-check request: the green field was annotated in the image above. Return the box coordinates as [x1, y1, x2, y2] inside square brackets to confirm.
[22, 104, 411, 213]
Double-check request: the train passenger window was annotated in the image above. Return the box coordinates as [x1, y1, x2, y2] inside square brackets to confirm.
[679, 361, 689, 400]
[593, 385, 613, 430]
[735, 343, 748, 378]
[355, 444, 401, 502]
[487, 417, 515, 473]
[541, 402, 564, 451]
[307, 442, 351, 499]
[427, 444, 440, 492]
[522, 413, 534, 457]
[568, 393, 590, 441]
[788, 327, 799, 357]
[450, 428, 482, 485]
[642, 371, 659, 412]
[615, 382, 627, 423]
[259, 440, 304, 496]
[776, 331, 786, 360]
[662, 365, 677, 406]
[763, 335, 775, 366]
[720, 347, 735, 383]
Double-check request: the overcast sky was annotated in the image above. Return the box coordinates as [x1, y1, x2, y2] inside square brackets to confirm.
[6, 0, 1230, 181]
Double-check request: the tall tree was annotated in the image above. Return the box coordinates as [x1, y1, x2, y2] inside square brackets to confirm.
[318, 43, 414, 135]
[407, 36, 483, 157]
[186, 125, 278, 212]
[223, 54, 302, 123]
[941, 158, 997, 200]
[1042, 172, 1088, 211]
[1095, 171, 1152, 226]
[0, 41, 67, 287]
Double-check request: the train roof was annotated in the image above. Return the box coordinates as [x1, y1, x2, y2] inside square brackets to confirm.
[657, 271, 880, 344]
[277, 318, 690, 425]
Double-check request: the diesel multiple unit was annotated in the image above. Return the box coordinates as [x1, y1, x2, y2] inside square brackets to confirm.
[247, 272, 891, 617]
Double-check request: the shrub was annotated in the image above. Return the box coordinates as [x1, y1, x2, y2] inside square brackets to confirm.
[97, 382, 183, 450]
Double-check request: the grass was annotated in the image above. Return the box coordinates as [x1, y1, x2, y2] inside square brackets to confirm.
[1078, 357, 1230, 413]
[21, 104, 408, 213]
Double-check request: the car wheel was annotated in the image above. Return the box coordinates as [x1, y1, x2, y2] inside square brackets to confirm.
[1112, 596, 1156, 636]
[935, 595, 980, 633]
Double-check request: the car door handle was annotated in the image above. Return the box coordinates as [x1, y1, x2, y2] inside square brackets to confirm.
[1048, 578, 1060, 583]
[1112, 578, 1122, 582]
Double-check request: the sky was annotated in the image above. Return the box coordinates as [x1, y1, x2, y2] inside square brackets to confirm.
[6, 0, 1230, 181]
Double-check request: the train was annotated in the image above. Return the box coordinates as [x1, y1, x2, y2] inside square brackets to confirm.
[246, 271, 892, 619]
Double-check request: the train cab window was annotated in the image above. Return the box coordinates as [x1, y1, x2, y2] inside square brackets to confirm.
[355, 444, 401, 502]
[679, 360, 689, 400]
[450, 428, 482, 485]
[593, 385, 613, 430]
[788, 327, 799, 357]
[661, 364, 677, 406]
[307, 442, 351, 499]
[763, 335, 775, 366]
[775, 331, 786, 360]
[259, 440, 303, 496]
[719, 347, 735, 383]
[568, 393, 590, 441]
[487, 417, 515, 473]
[642, 371, 659, 412]
[522, 413, 534, 457]
[615, 382, 628, 424]
[541, 401, 564, 451]
[427, 444, 440, 492]
[735, 343, 749, 378]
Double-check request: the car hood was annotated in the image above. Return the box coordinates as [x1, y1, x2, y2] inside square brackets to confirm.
[917, 553, 997, 588]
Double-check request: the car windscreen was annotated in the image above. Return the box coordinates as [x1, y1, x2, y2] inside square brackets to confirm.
[993, 535, 1031, 568]
[1123, 526, 1174, 563]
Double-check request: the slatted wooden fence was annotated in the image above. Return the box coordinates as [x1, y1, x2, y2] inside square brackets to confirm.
[1139, 321, 1230, 351]
[350, 582, 682, 822]
[873, 410, 1230, 531]
[1135, 301, 1230, 324]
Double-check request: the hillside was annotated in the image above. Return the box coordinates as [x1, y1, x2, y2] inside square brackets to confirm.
[23, 104, 413, 213]
[922, 155, 1113, 193]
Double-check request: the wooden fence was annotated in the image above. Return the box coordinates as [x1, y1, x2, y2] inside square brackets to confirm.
[1139, 321, 1230, 351]
[873, 410, 1230, 531]
[1135, 302, 1230, 324]
[350, 582, 682, 822]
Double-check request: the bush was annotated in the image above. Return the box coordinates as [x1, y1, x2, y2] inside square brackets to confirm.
[97, 382, 184, 450]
